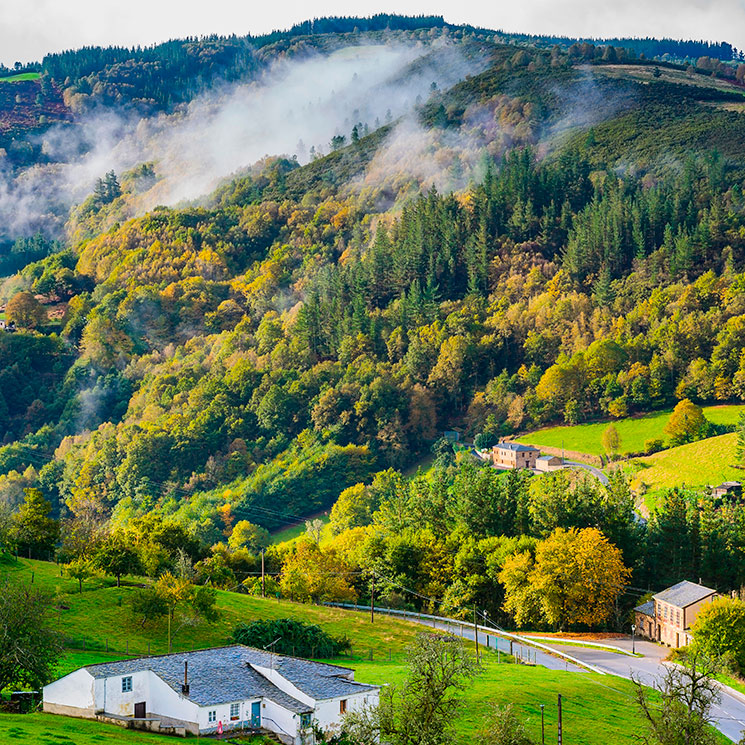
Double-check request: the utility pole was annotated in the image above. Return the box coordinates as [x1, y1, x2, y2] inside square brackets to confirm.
[557, 694, 562, 745]
[261, 549, 266, 598]
[473, 605, 479, 663]
[370, 573, 375, 624]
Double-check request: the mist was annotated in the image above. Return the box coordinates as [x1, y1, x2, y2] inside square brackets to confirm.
[0, 39, 486, 241]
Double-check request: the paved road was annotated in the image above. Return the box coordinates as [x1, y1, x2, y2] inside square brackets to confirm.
[412, 616, 587, 673]
[545, 637, 745, 741]
[562, 460, 610, 485]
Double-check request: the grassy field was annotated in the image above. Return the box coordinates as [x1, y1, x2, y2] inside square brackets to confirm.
[0, 72, 40, 82]
[0, 555, 420, 659]
[269, 509, 331, 546]
[629, 432, 742, 497]
[516, 404, 743, 458]
[0, 712, 182, 744]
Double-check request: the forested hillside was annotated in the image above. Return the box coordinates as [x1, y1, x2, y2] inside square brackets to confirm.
[2, 19, 745, 628]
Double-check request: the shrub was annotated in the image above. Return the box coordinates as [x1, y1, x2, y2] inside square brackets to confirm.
[644, 438, 665, 455]
[232, 618, 350, 658]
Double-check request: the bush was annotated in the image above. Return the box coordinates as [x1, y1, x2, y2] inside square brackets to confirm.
[644, 438, 665, 455]
[232, 618, 350, 658]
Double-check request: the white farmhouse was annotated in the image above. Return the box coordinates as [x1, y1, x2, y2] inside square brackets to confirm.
[43, 644, 379, 743]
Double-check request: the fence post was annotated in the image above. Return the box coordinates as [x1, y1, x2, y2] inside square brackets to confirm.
[126, 640, 129, 655]
[148, 642, 150, 656]
[106, 639, 108, 653]
[369, 649, 373, 661]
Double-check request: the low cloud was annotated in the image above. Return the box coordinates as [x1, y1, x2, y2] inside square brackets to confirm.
[0, 39, 486, 240]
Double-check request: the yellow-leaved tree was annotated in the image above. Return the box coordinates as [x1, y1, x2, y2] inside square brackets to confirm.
[500, 527, 630, 630]
[279, 539, 357, 604]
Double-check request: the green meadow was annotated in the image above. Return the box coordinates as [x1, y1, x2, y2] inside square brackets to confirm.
[0, 72, 41, 82]
[516, 404, 743, 459]
[629, 432, 743, 507]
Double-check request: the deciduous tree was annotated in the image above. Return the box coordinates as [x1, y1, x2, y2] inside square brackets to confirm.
[634, 647, 719, 745]
[9, 488, 59, 559]
[691, 597, 745, 673]
[6, 291, 46, 329]
[0, 583, 63, 692]
[378, 633, 479, 745]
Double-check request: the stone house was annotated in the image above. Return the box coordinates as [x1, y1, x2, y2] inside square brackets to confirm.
[491, 442, 540, 470]
[634, 580, 718, 648]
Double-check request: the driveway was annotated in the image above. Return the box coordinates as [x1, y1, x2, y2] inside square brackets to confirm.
[544, 637, 745, 741]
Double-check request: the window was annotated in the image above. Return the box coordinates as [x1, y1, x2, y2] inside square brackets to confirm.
[230, 703, 240, 721]
[340, 699, 347, 715]
[208, 710, 216, 723]
[300, 713, 312, 729]
[121, 677, 132, 693]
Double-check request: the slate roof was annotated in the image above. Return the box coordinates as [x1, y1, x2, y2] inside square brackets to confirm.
[494, 442, 539, 452]
[634, 600, 655, 617]
[713, 481, 742, 490]
[536, 454, 561, 462]
[652, 581, 717, 609]
[84, 645, 376, 710]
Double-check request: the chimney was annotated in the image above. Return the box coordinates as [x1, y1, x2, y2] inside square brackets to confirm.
[181, 660, 189, 695]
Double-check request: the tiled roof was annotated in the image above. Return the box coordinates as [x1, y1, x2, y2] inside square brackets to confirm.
[494, 442, 539, 452]
[634, 600, 655, 617]
[653, 581, 717, 609]
[84, 645, 376, 709]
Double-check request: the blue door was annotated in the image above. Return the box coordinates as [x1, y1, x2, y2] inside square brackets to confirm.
[251, 701, 261, 728]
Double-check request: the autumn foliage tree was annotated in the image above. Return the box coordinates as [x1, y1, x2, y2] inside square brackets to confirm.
[279, 538, 357, 603]
[664, 399, 710, 446]
[6, 291, 46, 329]
[500, 527, 630, 630]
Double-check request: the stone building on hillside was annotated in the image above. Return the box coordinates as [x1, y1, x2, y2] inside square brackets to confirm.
[634, 580, 718, 648]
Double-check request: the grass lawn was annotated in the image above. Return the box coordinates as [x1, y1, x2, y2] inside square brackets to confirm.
[269, 511, 329, 546]
[344, 656, 729, 745]
[0, 556, 420, 660]
[0, 72, 40, 82]
[0, 712, 182, 744]
[516, 404, 743, 458]
[629, 432, 742, 502]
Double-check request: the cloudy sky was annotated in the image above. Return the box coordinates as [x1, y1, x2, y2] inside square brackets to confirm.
[1, 0, 743, 66]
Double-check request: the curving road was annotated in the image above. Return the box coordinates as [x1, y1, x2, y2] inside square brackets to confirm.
[560, 460, 610, 485]
[544, 637, 745, 742]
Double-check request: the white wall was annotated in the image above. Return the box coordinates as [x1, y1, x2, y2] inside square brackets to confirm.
[262, 698, 301, 742]
[196, 698, 262, 732]
[43, 669, 95, 710]
[314, 690, 379, 733]
[90, 670, 198, 723]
